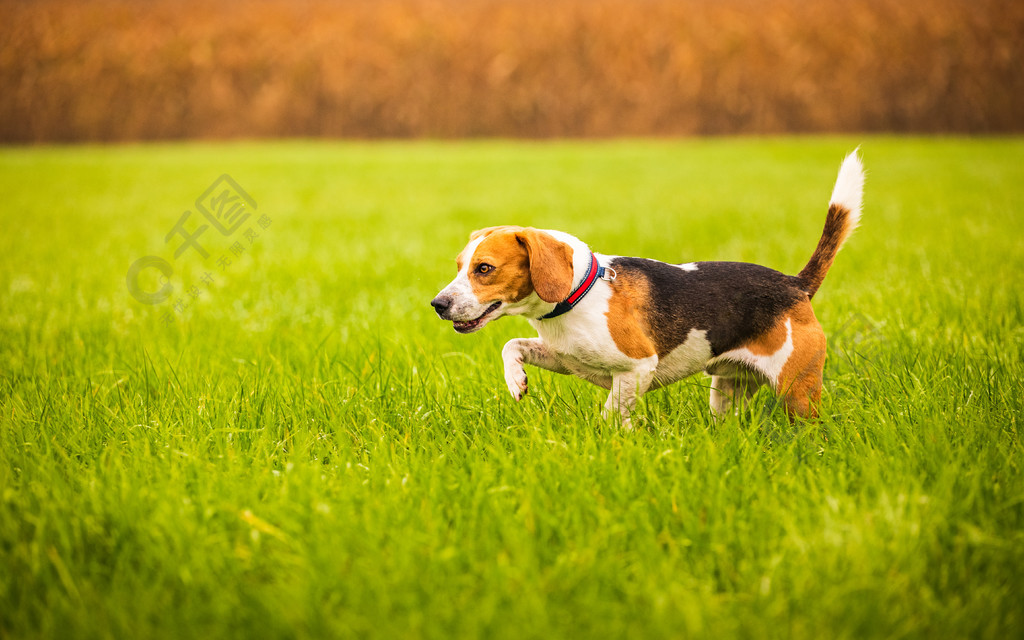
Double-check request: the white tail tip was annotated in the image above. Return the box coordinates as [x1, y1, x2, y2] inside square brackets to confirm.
[829, 149, 864, 229]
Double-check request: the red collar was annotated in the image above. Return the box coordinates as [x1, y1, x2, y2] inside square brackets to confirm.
[540, 253, 613, 320]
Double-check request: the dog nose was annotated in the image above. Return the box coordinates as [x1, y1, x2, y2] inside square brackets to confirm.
[431, 295, 452, 317]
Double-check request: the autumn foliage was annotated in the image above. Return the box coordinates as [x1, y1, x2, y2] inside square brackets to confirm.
[1, 0, 1021, 142]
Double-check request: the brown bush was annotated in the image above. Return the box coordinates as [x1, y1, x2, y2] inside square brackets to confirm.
[1, 0, 1021, 142]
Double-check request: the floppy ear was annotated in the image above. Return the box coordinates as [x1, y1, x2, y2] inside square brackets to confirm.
[515, 229, 574, 303]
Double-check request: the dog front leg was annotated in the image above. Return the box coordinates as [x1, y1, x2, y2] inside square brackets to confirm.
[602, 358, 658, 428]
[501, 338, 569, 401]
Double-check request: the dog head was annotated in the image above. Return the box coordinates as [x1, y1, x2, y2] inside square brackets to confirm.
[431, 226, 575, 333]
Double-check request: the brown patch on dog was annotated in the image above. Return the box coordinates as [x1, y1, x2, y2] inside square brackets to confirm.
[798, 203, 852, 299]
[456, 226, 524, 272]
[774, 300, 827, 419]
[470, 225, 521, 242]
[740, 314, 792, 356]
[466, 230, 534, 304]
[605, 271, 657, 359]
[459, 227, 575, 305]
[514, 228, 574, 304]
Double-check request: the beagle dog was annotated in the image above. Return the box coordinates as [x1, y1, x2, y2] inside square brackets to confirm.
[431, 151, 864, 425]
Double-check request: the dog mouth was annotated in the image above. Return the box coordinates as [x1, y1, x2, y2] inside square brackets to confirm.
[452, 302, 502, 333]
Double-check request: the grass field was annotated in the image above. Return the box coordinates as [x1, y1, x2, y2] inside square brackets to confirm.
[1, 137, 1022, 639]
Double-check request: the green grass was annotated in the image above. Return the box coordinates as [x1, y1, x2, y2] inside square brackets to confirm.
[1, 137, 1022, 639]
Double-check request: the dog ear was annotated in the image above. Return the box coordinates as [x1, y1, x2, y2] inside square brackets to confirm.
[515, 229, 574, 303]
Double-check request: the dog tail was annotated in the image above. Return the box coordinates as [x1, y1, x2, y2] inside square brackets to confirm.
[797, 149, 864, 299]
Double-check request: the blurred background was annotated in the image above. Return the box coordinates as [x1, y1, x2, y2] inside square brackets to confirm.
[1, 0, 1021, 143]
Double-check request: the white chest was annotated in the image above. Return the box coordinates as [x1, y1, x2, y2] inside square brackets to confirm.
[529, 283, 638, 375]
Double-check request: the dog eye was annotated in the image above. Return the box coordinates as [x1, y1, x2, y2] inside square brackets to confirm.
[475, 263, 494, 275]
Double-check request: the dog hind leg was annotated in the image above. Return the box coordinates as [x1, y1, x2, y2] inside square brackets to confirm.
[774, 316, 827, 420]
[709, 371, 764, 417]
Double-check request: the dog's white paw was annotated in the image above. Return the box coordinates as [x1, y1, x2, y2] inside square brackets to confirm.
[504, 360, 528, 401]
[601, 405, 634, 430]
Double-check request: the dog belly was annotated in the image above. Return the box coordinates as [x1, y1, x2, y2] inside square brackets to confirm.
[651, 328, 713, 389]
[556, 355, 614, 390]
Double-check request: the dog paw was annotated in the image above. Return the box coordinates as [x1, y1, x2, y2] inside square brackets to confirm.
[601, 405, 633, 430]
[504, 362, 528, 401]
